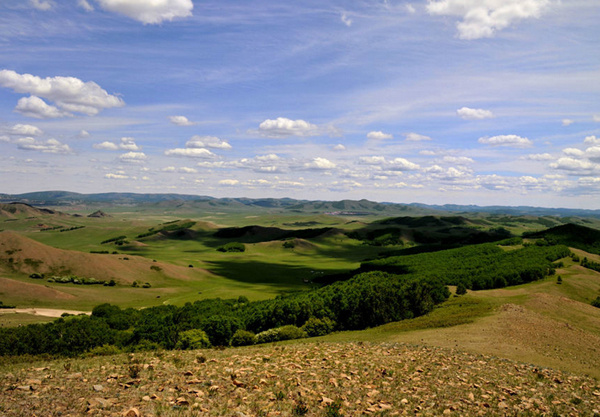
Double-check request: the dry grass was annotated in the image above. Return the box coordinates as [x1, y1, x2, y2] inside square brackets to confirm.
[2, 342, 600, 417]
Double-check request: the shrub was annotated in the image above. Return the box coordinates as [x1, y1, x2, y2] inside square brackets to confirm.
[29, 273, 43, 279]
[217, 242, 246, 253]
[142, 282, 152, 288]
[256, 325, 306, 344]
[87, 344, 122, 357]
[592, 297, 600, 309]
[176, 329, 211, 350]
[301, 317, 335, 337]
[557, 276, 562, 285]
[230, 329, 256, 347]
[283, 241, 295, 249]
[455, 282, 467, 295]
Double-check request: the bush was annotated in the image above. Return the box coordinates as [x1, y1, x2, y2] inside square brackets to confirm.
[230, 329, 256, 347]
[176, 329, 211, 350]
[256, 325, 306, 344]
[301, 317, 335, 337]
[217, 242, 246, 253]
[455, 282, 467, 295]
[592, 297, 600, 309]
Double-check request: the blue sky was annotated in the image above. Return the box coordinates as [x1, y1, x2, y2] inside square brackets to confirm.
[0, 0, 599, 208]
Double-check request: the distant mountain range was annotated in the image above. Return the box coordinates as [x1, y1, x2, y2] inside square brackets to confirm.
[1, 190, 599, 218]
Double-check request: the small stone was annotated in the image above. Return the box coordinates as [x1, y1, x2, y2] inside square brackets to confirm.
[93, 384, 104, 392]
[400, 399, 409, 405]
[142, 395, 151, 402]
[17, 385, 32, 391]
[123, 407, 141, 417]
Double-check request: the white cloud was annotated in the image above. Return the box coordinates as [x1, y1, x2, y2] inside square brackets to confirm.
[594, 115, 600, 122]
[341, 12, 353, 27]
[367, 131, 393, 140]
[164, 148, 216, 158]
[119, 151, 147, 162]
[77, 130, 91, 138]
[95, 0, 193, 24]
[257, 117, 319, 138]
[179, 167, 197, 173]
[359, 156, 386, 165]
[15, 96, 70, 119]
[405, 132, 432, 141]
[419, 150, 438, 156]
[585, 146, 600, 163]
[427, 0, 550, 40]
[562, 119, 574, 126]
[78, 0, 94, 11]
[10, 124, 43, 136]
[442, 156, 474, 164]
[389, 157, 420, 171]
[406, 4, 416, 13]
[584, 135, 600, 145]
[162, 166, 176, 172]
[304, 157, 336, 170]
[478, 134, 532, 147]
[525, 153, 553, 161]
[0, 70, 124, 117]
[93, 137, 140, 151]
[119, 137, 141, 151]
[456, 107, 494, 120]
[219, 179, 239, 186]
[93, 141, 120, 150]
[15, 137, 72, 154]
[169, 115, 196, 126]
[186, 135, 231, 150]
[333, 144, 346, 151]
[105, 173, 129, 179]
[562, 148, 584, 158]
[30, 0, 53, 11]
[0, 136, 9, 143]
[550, 157, 594, 172]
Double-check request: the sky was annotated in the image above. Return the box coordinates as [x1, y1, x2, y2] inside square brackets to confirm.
[0, 0, 599, 208]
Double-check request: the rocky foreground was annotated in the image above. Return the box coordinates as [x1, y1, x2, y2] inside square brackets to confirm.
[1, 342, 599, 416]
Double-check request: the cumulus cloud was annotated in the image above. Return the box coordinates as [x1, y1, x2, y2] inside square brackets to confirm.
[78, 0, 94, 11]
[77, 130, 91, 138]
[427, 0, 550, 40]
[10, 124, 43, 136]
[456, 107, 494, 120]
[478, 134, 532, 147]
[0, 136, 9, 143]
[164, 148, 216, 158]
[179, 167, 197, 173]
[442, 156, 475, 164]
[563, 148, 584, 158]
[405, 132, 432, 141]
[359, 156, 386, 165]
[119, 151, 147, 163]
[16, 137, 72, 154]
[0, 69, 124, 117]
[257, 117, 320, 138]
[105, 173, 129, 179]
[333, 144, 346, 151]
[388, 157, 420, 171]
[93, 141, 119, 150]
[340, 12, 353, 27]
[584, 135, 600, 145]
[562, 119, 574, 126]
[30, 0, 53, 11]
[304, 157, 336, 170]
[525, 153, 553, 161]
[186, 135, 231, 150]
[94, 0, 193, 24]
[169, 115, 196, 126]
[594, 115, 600, 122]
[550, 157, 594, 172]
[367, 131, 393, 140]
[219, 179, 239, 186]
[93, 137, 140, 151]
[15, 96, 70, 119]
[586, 146, 600, 163]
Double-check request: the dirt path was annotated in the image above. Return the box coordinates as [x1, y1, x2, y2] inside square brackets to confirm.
[0, 308, 90, 318]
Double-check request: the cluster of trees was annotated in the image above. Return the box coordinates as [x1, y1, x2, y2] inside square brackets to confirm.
[136, 221, 197, 239]
[101, 235, 128, 245]
[217, 242, 246, 252]
[580, 257, 600, 273]
[363, 243, 570, 291]
[0, 270, 448, 356]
